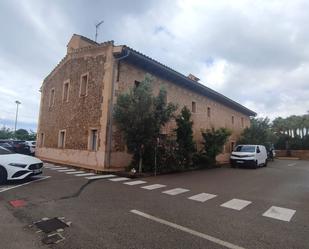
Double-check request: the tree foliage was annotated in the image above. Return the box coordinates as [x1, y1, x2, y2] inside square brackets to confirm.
[113, 75, 177, 173]
[175, 106, 196, 167]
[0, 126, 36, 140]
[201, 127, 231, 163]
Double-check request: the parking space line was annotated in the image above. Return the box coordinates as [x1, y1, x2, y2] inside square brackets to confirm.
[66, 171, 85, 174]
[86, 174, 116, 180]
[109, 177, 130, 182]
[262, 206, 296, 222]
[130, 209, 246, 249]
[0, 176, 51, 193]
[188, 193, 217, 202]
[124, 180, 146, 186]
[287, 163, 297, 167]
[141, 184, 166, 190]
[75, 173, 96, 177]
[162, 188, 189, 196]
[220, 199, 252, 211]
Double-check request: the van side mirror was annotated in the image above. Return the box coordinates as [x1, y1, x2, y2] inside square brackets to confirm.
[257, 149, 260, 153]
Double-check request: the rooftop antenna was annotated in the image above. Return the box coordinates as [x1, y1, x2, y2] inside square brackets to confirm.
[95, 20, 104, 42]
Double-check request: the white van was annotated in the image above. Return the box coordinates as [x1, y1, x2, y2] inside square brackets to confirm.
[230, 144, 268, 169]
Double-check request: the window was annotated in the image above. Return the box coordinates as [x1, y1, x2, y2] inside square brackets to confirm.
[232, 116, 234, 125]
[134, 80, 141, 88]
[89, 129, 98, 151]
[40, 133, 44, 147]
[207, 107, 211, 118]
[80, 74, 88, 97]
[192, 101, 196, 113]
[49, 88, 55, 107]
[58, 130, 66, 148]
[241, 117, 244, 128]
[63, 81, 69, 102]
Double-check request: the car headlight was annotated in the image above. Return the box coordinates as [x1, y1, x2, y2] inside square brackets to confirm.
[8, 163, 27, 168]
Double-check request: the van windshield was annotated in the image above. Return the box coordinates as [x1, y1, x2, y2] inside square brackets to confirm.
[235, 145, 256, 153]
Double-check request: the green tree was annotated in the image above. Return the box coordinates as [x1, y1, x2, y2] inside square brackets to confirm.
[201, 128, 231, 163]
[238, 117, 275, 149]
[0, 126, 13, 139]
[113, 75, 176, 173]
[15, 129, 29, 140]
[175, 106, 196, 167]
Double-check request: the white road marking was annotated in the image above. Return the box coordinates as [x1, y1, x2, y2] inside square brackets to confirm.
[85, 174, 116, 180]
[162, 188, 189, 196]
[287, 163, 297, 167]
[188, 193, 217, 202]
[75, 173, 96, 177]
[0, 176, 51, 193]
[50, 167, 68, 170]
[130, 209, 246, 249]
[58, 169, 76, 172]
[66, 171, 85, 174]
[124, 180, 146, 186]
[220, 199, 252, 210]
[262, 206, 296, 222]
[109, 177, 130, 182]
[141, 184, 166, 190]
[45, 166, 62, 169]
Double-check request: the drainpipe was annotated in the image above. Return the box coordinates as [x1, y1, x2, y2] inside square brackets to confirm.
[107, 48, 130, 168]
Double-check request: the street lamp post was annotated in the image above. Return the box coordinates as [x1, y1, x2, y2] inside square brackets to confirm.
[14, 100, 21, 134]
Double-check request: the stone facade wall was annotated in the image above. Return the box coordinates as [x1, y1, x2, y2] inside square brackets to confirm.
[110, 61, 251, 165]
[275, 150, 309, 160]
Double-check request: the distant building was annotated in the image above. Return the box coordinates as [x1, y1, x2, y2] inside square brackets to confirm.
[36, 34, 256, 171]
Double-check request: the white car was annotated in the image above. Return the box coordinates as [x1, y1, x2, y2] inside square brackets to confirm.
[230, 144, 268, 169]
[25, 141, 36, 155]
[0, 146, 43, 184]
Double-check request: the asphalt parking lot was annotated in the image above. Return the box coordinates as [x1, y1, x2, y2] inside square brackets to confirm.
[0, 159, 309, 249]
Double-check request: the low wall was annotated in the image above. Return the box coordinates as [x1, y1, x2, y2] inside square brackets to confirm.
[276, 150, 309, 160]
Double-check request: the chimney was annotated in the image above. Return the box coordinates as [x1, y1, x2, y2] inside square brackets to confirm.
[187, 73, 200, 82]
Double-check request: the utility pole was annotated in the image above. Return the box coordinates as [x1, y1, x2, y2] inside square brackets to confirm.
[14, 100, 21, 133]
[95, 20, 104, 42]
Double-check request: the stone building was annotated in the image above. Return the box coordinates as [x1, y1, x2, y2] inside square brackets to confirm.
[36, 34, 256, 171]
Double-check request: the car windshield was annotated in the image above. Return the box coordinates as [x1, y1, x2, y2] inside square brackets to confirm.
[0, 146, 14, 155]
[235, 145, 256, 153]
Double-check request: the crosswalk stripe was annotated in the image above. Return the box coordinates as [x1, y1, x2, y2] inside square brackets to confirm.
[75, 173, 96, 177]
[262, 206, 296, 222]
[142, 184, 166, 190]
[109, 177, 130, 182]
[162, 188, 189, 196]
[124, 180, 146, 186]
[188, 193, 217, 202]
[50, 167, 68, 170]
[58, 169, 76, 172]
[66, 171, 85, 174]
[220, 199, 252, 210]
[85, 174, 116, 180]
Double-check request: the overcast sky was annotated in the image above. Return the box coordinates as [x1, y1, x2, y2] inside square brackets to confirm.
[1, 0, 309, 130]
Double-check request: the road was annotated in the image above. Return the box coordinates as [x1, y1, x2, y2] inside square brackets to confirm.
[0, 159, 308, 249]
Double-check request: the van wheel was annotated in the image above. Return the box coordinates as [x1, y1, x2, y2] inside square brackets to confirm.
[264, 160, 268, 167]
[253, 161, 258, 169]
[0, 167, 7, 185]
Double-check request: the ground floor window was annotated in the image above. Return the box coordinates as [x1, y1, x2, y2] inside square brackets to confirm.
[40, 133, 45, 147]
[58, 130, 66, 148]
[89, 129, 98, 151]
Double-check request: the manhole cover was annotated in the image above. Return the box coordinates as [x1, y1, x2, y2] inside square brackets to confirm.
[35, 218, 68, 233]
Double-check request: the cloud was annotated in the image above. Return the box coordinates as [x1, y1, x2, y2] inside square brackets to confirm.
[0, 0, 309, 131]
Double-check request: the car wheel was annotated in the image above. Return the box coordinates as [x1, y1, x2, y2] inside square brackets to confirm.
[0, 167, 8, 185]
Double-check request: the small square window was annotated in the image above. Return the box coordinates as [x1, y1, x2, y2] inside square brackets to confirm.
[80, 74, 88, 97]
[134, 80, 141, 88]
[192, 101, 196, 113]
[63, 81, 69, 102]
